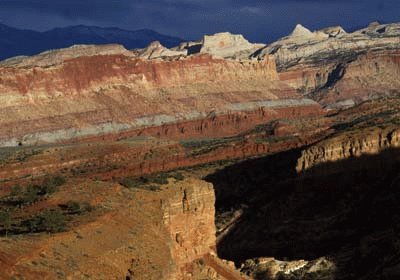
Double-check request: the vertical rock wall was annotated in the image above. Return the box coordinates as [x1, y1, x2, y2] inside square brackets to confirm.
[296, 127, 400, 172]
[161, 179, 216, 279]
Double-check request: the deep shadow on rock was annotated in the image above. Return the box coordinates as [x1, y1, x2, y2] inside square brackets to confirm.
[206, 148, 400, 279]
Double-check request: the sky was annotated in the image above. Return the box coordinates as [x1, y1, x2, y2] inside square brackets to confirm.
[0, 0, 399, 42]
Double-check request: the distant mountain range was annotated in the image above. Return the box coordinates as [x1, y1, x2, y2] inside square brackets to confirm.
[0, 23, 184, 61]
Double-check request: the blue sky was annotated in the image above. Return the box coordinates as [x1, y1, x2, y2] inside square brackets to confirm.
[0, 0, 399, 42]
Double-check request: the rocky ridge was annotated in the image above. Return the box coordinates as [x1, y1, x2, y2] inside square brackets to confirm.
[138, 41, 187, 59]
[296, 126, 400, 172]
[254, 22, 400, 70]
[0, 44, 133, 68]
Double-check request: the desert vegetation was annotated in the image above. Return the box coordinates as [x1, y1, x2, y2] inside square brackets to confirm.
[119, 171, 185, 191]
[0, 175, 93, 236]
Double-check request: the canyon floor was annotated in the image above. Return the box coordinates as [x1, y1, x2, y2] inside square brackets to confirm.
[0, 22, 400, 279]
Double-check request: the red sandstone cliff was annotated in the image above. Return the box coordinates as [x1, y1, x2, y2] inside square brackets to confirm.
[0, 51, 310, 146]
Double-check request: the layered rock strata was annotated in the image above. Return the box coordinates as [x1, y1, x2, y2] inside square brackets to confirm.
[0, 49, 312, 147]
[0, 22, 399, 146]
[253, 22, 400, 106]
[255, 22, 400, 70]
[200, 32, 265, 59]
[296, 126, 400, 172]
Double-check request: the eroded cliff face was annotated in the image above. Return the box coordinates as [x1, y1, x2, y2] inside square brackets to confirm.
[161, 179, 216, 278]
[0, 51, 311, 146]
[258, 22, 400, 107]
[0, 53, 279, 98]
[0, 177, 230, 280]
[279, 49, 400, 107]
[126, 179, 247, 280]
[296, 126, 400, 172]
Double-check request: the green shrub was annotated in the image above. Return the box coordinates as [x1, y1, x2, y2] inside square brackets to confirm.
[40, 175, 66, 195]
[52, 175, 66, 187]
[81, 202, 94, 212]
[172, 172, 185, 181]
[10, 185, 23, 197]
[25, 215, 41, 232]
[18, 175, 66, 205]
[21, 185, 40, 204]
[39, 209, 66, 233]
[148, 185, 161, 192]
[61, 201, 93, 214]
[65, 201, 81, 214]
[120, 174, 167, 191]
[151, 173, 169, 185]
[121, 177, 141, 188]
[120, 177, 145, 189]
[0, 210, 12, 236]
[39, 183, 58, 196]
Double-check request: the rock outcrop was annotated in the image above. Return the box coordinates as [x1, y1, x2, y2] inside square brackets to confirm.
[171, 32, 265, 59]
[289, 24, 317, 39]
[320, 26, 347, 38]
[240, 257, 335, 279]
[138, 41, 187, 59]
[199, 32, 265, 59]
[296, 126, 400, 172]
[160, 179, 216, 279]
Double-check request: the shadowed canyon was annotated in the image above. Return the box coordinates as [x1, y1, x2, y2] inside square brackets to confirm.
[0, 21, 399, 279]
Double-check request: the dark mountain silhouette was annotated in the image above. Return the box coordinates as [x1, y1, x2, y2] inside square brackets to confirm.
[0, 23, 184, 61]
